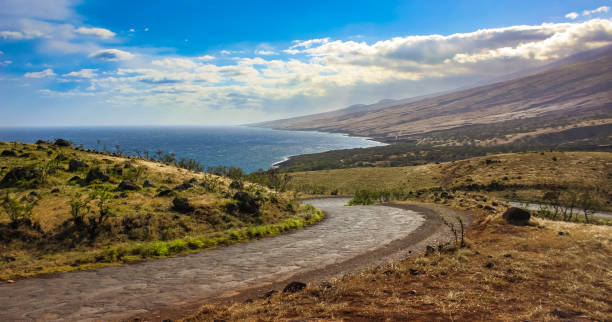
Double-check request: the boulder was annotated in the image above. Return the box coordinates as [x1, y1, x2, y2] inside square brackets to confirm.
[85, 168, 109, 184]
[143, 180, 155, 188]
[1, 150, 17, 157]
[173, 182, 193, 190]
[282, 281, 306, 293]
[68, 159, 89, 172]
[157, 189, 174, 197]
[172, 197, 194, 213]
[502, 207, 531, 225]
[233, 192, 259, 214]
[118, 181, 141, 191]
[0, 167, 42, 186]
[53, 138, 72, 147]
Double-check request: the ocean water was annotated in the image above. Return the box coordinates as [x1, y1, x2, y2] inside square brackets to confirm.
[0, 126, 384, 173]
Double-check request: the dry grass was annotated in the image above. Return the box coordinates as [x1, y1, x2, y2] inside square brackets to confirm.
[289, 151, 612, 209]
[186, 211, 612, 321]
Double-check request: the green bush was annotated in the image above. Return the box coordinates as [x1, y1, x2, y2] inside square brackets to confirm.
[185, 237, 204, 249]
[168, 239, 188, 253]
[139, 241, 169, 257]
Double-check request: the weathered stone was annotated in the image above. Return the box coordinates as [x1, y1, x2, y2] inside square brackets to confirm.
[233, 192, 259, 214]
[1, 150, 17, 157]
[172, 197, 194, 213]
[0, 167, 42, 186]
[282, 281, 306, 293]
[68, 159, 88, 172]
[85, 168, 109, 184]
[143, 180, 155, 188]
[53, 138, 72, 147]
[502, 207, 530, 225]
[173, 182, 193, 191]
[118, 181, 141, 191]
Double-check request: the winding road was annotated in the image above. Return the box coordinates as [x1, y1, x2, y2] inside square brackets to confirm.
[0, 198, 457, 321]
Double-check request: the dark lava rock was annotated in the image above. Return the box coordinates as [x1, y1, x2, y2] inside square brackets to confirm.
[233, 192, 259, 214]
[1, 150, 18, 157]
[143, 180, 155, 188]
[485, 262, 495, 269]
[157, 189, 175, 197]
[28, 191, 40, 198]
[425, 245, 436, 256]
[85, 168, 109, 184]
[282, 281, 306, 293]
[1, 167, 43, 186]
[123, 162, 134, 169]
[2, 256, 16, 263]
[188, 178, 198, 184]
[54, 154, 69, 161]
[51, 188, 60, 193]
[53, 138, 72, 147]
[68, 175, 82, 183]
[172, 197, 195, 213]
[68, 159, 88, 172]
[173, 182, 193, 191]
[118, 180, 141, 191]
[35, 139, 50, 145]
[409, 268, 422, 276]
[502, 207, 531, 225]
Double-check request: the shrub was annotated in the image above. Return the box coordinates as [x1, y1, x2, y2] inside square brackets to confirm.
[185, 237, 204, 249]
[139, 241, 169, 257]
[1, 193, 36, 223]
[168, 239, 188, 253]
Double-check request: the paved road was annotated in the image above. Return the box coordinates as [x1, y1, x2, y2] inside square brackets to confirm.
[0, 198, 426, 321]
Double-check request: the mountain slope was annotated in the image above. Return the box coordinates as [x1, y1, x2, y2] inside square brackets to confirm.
[256, 45, 612, 142]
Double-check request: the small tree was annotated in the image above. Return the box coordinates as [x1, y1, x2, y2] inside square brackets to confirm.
[1, 192, 36, 223]
[578, 190, 600, 224]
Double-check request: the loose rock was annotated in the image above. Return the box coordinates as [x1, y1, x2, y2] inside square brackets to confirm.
[283, 281, 306, 293]
[1, 150, 18, 157]
[68, 159, 88, 172]
[118, 181, 141, 191]
[53, 138, 72, 147]
[85, 168, 109, 184]
[502, 207, 530, 225]
[172, 197, 195, 213]
[1, 167, 43, 186]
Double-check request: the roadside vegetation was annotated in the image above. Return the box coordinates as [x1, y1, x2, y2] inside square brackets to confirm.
[0, 140, 323, 280]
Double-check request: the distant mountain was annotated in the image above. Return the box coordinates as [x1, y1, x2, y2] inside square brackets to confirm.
[254, 45, 612, 144]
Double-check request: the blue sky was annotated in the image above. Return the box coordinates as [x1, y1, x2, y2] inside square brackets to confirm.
[1, 0, 611, 126]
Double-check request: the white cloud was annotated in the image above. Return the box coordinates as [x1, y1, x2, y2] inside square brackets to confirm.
[89, 49, 134, 61]
[583, 6, 610, 16]
[0, 30, 43, 40]
[129, 28, 135, 32]
[0, 60, 12, 66]
[565, 12, 579, 20]
[144, 27, 149, 32]
[255, 49, 277, 55]
[75, 27, 116, 39]
[63, 68, 98, 78]
[196, 55, 215, 61]
[24, 68, 56, 78]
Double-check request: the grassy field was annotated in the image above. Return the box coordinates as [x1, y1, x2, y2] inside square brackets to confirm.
[188, 208, 612, 321]
[0, 141, 323, 280]
[289, 151, 612, 211]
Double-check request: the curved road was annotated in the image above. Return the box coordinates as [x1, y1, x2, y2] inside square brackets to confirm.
[0, 198, 436, 321]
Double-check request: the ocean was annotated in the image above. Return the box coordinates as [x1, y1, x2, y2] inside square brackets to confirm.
[0, 126, 384, 173]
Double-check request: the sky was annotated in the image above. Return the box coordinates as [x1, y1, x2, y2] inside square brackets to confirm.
[1, 0, 611, 126]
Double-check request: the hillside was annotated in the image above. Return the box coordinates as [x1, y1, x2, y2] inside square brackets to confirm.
[255, 45, 612, 144]
[0, 140, 322, 280]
